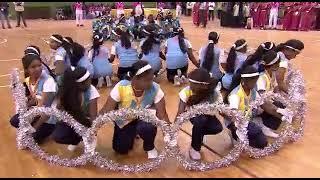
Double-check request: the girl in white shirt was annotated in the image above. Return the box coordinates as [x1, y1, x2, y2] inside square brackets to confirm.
[274, 39, 304, 93]
[175, 68, 223, 160]
[52, 66, 99, 151]
[99, 60, 170, 159]
[88, 32, 113, 88]
[10, 54, 58, 144]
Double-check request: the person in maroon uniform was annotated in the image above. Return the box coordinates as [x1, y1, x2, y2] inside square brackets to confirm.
[289, 3, 302, 31]
[258, 2, 268, 29]
[299, 2, 317, 31]
[192, 2, 200, 26]
[282, 2, 294, 30]
[250, 2, 260, 28]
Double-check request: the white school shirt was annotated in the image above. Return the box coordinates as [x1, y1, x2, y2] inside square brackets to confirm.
[86, 85, 100, 101]
[198, 45, 225, 64]
[278, 51, 289, 69]
[208, 2, 215, 10]
[163, 37, 192, 49]
[110, 81, 165, 104]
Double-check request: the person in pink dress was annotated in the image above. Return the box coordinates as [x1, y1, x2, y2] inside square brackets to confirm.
[74, 2, 84, 27]
[258, 2, 268, 29]
[250, 2, 260, 28]
[116, 2, 125, 19]
[289, 3, 302, 31]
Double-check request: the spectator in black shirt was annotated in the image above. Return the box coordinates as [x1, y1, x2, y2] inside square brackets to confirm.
[0, 2, 12, 29]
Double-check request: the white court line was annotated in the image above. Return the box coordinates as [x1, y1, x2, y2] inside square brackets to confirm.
[0, 70, 23, 78]
[0, 58, 20, 62]
[0, 85, 10, 88]
[0, 38, 8, 45]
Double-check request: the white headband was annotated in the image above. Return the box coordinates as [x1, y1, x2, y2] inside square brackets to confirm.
[285, 45, 301, 53]
[26, 52, 39, 56]
[63, 37, 72, 44]
[50, 36, 62, 44]
[233, 42, 247, 50]
[241, 72, 260, 78]
[112, 30, 120, 36]
[76, 70, 91, 83]
[188, 78, 210, 85]
[142, 29, 151, 35]
[266, 53, 280, 66]
[136, 64, 152, 76]
[26, 47, 40, 55]
[94, 35, 104, 42]
[261, 43, 273, 51]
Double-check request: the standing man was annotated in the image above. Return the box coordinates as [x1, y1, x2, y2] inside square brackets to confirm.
[208, 2, 215, 21]
[13, 2, 27, 28]
[0, 2, 12, 29]
[199, 2, 208, 28]
[186, 2, 194, 16]
[74, 2, 84, 27]
[268, 2, 280, 29]
[176, 2, 182, 18]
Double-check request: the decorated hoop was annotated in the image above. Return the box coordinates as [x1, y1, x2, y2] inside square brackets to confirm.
[285, 68, 306, 142]
[87, 108, 176, 173]
[19, 107, 92, 167]
[173, 102, 249, 171]
[244, 91, 295, 158]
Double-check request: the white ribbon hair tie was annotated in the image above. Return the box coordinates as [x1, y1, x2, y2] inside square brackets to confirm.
[135, 64, 152, 76]
[63, 37, 72, 44]
[26, 47, 40, 55]
[241, 72, 260, 78]
[266, 53, 280, 66]
[235, 42, 247, 50]
[188, 78, 210, 85]
[261, 42, 274, 50]
[285, 45, 301, 53]
[50, 36, 62, 44]
[208, 40, 214, 44]
[76, 70, 91, 83]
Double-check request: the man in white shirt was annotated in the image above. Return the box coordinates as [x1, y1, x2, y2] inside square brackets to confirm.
[186, 2, 194, 16]
[208, 2, 215, 21]
[13, 2, 27, 27]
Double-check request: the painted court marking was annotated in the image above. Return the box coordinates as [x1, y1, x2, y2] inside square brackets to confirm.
[0, 38, 8, 45]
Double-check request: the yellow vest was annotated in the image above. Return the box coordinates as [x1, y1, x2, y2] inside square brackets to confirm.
[228, 84, 257, 117]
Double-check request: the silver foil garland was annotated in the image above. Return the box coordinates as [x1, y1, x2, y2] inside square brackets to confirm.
[9, 64, 306, 172]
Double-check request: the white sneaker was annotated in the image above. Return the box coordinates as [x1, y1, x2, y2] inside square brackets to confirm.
[189, 147, 201, 160]
[67, 144, 78, 152]
[97, 77, 104, 88]
[177, 69, 182, 77]
[105, 76, 112, 87]
[262, 126, 279, 138]
[203, 135, 207, 144]
[174, 75, 180, 86]
[147, 148, 158, 159]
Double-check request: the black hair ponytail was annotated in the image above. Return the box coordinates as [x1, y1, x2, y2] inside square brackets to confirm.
[91, 33, 103, 62]
[61, 67, 91, 127]
[202, 32, 219, 72]
[70, 42, 85, 67]
[226, 39, 246, 74]
[61, 36, 74, 63]
[141, 25, 159, 55]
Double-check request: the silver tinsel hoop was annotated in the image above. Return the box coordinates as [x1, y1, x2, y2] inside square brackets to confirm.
[87, 108, 175, 173]
[173, 102, 249, 171]
[9, 64, 307, 172]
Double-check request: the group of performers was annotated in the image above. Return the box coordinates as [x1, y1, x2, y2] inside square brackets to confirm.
[249, 2, 320, 31]
[7, 2, 307, 162]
